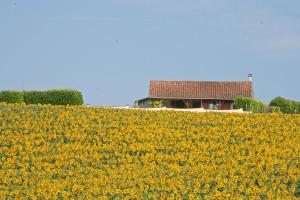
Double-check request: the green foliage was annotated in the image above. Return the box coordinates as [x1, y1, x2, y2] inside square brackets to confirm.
[148, 100, 164, 108]
[295, 179, 300, 197]
[233, 97, 267, 113]
[0, 89, 83, 105]
[0, 91, 24, 103]
[24, 89, 84, 105]
[267, 106, 281, 113]
[269, 97, 300, 114]
[23, 91, 47, 105]
[46, 89, 83, 105]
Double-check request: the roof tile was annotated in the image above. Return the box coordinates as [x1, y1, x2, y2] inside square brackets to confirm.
[149, 80, 253, 100]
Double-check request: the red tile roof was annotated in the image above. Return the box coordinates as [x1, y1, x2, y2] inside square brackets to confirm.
[149, 80, 253, 100]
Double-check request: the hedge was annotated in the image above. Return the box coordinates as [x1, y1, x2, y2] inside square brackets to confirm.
[23, 90, 83, 105]
[0, 91, 24, 103]
[23, 91, 47, 105]
[43, 89, 83, 105]
[0, 89, 83, 105]
[233, 96, 267, 113]
[269, 97, 300, 114]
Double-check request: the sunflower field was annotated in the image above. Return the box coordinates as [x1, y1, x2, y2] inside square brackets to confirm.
[0, 103, 299, 199]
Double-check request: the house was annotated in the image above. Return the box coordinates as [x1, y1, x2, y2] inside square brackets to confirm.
[135, 74, 254, 110]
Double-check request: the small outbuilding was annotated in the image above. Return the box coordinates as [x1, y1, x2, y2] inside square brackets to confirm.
[135, 74, 254, 110]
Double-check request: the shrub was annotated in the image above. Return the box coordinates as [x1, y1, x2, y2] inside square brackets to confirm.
[23, 91, 47, 105]
[295, 179, 300, 197]
[267, 106, 281, 113]
[233, 97, 248, 110]
[269, 97, 299, 114]
[45, 89, 84, 105]
[24, 89, 83, 105]
[293, 101, 300, 114]
[0, 91, 24, 103]
[148, 100, 164, 108]
[233, 97, 267, 113]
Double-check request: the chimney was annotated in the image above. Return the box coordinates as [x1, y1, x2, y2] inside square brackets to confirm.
[248, 73, 253, 82]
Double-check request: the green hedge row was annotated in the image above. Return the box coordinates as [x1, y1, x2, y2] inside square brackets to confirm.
[269, 97, 300, 114]
[0, 89, 83, 105]
[0, 91, 24, 103]
[233, 96, 281, 113]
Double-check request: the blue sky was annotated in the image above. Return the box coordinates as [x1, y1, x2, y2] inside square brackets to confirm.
[1, 0, 300, 105]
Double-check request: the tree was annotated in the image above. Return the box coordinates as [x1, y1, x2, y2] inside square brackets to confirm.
[269, 97, 299, 114]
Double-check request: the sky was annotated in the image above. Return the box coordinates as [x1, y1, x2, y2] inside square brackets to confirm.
[1, 0, 300, 105]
